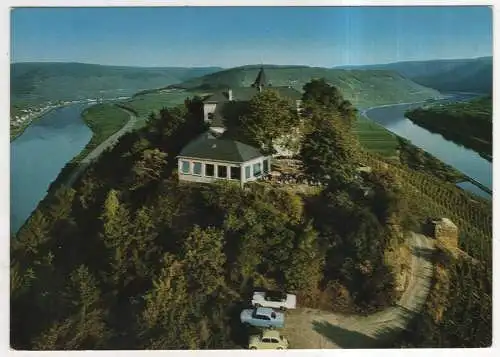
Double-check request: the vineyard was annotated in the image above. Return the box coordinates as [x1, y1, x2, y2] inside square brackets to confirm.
[360, 152, 492, 263]
[360, 151, 492, 347]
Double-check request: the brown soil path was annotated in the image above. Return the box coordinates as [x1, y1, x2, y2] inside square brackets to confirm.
[282, 232, 434, 348]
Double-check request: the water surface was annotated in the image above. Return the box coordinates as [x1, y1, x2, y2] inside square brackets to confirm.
[364, 97, 492, 199]
[10, 103, 93, 234]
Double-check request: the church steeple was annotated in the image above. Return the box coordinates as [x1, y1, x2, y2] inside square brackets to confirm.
[252, 66, 267, 92]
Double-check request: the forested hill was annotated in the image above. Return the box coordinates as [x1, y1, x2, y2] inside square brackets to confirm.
[337, 57, 493, 94]
[168, 65, 441, 108]
[11, 62, 222, 105]
[405, 96, 493, 161]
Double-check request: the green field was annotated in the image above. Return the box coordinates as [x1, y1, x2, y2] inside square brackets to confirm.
[118, 89, 209, 129]
[354, 115, 399, 157]
[76, 103, 131, 160]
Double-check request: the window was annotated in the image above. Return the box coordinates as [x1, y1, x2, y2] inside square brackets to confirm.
[263, 159, 269, 174]
[253, 162, 262, 177]
[256, 314, 270, 321]
[181, 160, 190, 174]
[262, 338, 271, 343]
[245, 166, 251, 179]
[270, 338, 279, 343]
[205, 164, 214, 177]
[217, 165, 227, 178]
[193, 162, 202, 175]
[230, 166, 241, 180]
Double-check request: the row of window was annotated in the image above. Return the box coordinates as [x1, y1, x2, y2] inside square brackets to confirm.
[180, 159, 269, 180]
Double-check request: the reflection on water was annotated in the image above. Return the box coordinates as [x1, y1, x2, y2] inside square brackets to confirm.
[365, 99, 492, 197]
[10, 103, 93, 234]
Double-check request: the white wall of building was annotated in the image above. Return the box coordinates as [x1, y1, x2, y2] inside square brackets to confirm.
[177, 156, 271, 187]
[203, 103, 217, 122]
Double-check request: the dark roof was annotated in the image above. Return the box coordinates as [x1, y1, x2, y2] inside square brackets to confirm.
[252, 66, 267, 88]
[205, 92, 228, 103]
[178, 133, 264, 163]
[273, 87, 302, 100]
[204, 86, 301, 104]
[206, 87, 302, 129]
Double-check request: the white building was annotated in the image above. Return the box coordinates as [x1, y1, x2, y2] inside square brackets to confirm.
[202, 66, 302, 135]
[177, 132, 271, 187]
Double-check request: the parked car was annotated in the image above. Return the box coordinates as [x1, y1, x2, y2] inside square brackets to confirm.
[248, 329, 289, 350]
[251, 290, 297, 310]
[240, 307, 285, 328]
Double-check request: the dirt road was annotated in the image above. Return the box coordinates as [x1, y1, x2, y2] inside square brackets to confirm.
[65, 107, 137, 186]
[282, 232, 434, 348]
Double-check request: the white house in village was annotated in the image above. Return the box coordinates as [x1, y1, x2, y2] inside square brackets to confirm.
[177, 132, 271, 187]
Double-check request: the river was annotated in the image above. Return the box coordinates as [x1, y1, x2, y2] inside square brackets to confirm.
[10, 102, 93, 234]
[363, 94, 492, 199]
[10, 94, 492, 236]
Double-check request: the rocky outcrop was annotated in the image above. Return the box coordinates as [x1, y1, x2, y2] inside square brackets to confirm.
[426, 217, 459, 246]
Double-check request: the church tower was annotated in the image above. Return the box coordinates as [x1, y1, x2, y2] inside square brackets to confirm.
[251, 66, 267, 92]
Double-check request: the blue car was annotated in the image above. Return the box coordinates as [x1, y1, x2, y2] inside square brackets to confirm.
[240, 307, 285, 328]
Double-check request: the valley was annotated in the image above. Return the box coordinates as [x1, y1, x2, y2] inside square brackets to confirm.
[10, 58, 492, 350]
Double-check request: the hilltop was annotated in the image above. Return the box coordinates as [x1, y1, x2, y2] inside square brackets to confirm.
[11, 62, 222, 106]
[337, 57, 493, 94]
[168, 65, 441, 108]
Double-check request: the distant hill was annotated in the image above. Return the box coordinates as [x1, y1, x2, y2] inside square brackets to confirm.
[11, 62, 223, 106]
[336, 57, 492, 94]
[168, 64, 441, 108]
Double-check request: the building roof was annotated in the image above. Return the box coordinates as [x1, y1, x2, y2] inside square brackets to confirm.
[252, 66, 268, 88]
[206, 87, 301, 130]
[178, 132, 265, 163]
[204, 87, 301, 105]
[204, 91, 228, 103]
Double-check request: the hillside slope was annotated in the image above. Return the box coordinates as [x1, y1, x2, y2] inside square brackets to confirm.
[11, 62, 222, 105]
[412, 57, 492, 93]
[337, 57, 492, 94]
[169, 65, 441, 108]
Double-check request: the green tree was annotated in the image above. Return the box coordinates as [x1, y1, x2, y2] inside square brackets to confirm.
[302, 78, 357, 126]
[285, 222, 324, 295]
[138, 254, 198, 349]
[129, 148, 168, 190]
[300, 108, 359, 185]
[12, 210, 51, 257]
[32, 265, 110, 349]
[100, 189, 132, 287]
[182, 226, 226, 296]
[240, 89, 298, 154]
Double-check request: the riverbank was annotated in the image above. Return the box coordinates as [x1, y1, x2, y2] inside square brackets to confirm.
[405, 96, 492, 162]
[11, 104, 67, 142]
[10, 102, 94, 234]
[362, 96, 492, 199]
[47, 104, 138, 192]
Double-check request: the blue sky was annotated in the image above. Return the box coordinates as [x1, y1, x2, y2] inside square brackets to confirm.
[11, 6, 492, 67]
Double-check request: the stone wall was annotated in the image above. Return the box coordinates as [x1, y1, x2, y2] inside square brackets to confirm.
[429, 218, 459, 246]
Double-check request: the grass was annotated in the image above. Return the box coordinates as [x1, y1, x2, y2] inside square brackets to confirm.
[75, 103, 131, 161]
[354, 115, 399, 158]
[118, 89, 209, 129]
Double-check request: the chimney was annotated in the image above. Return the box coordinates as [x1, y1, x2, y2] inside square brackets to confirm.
[228, 89, 233, 101]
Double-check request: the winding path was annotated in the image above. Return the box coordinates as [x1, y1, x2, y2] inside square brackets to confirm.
[66, 106, 137, 186]
[282, 232, 435, 349]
